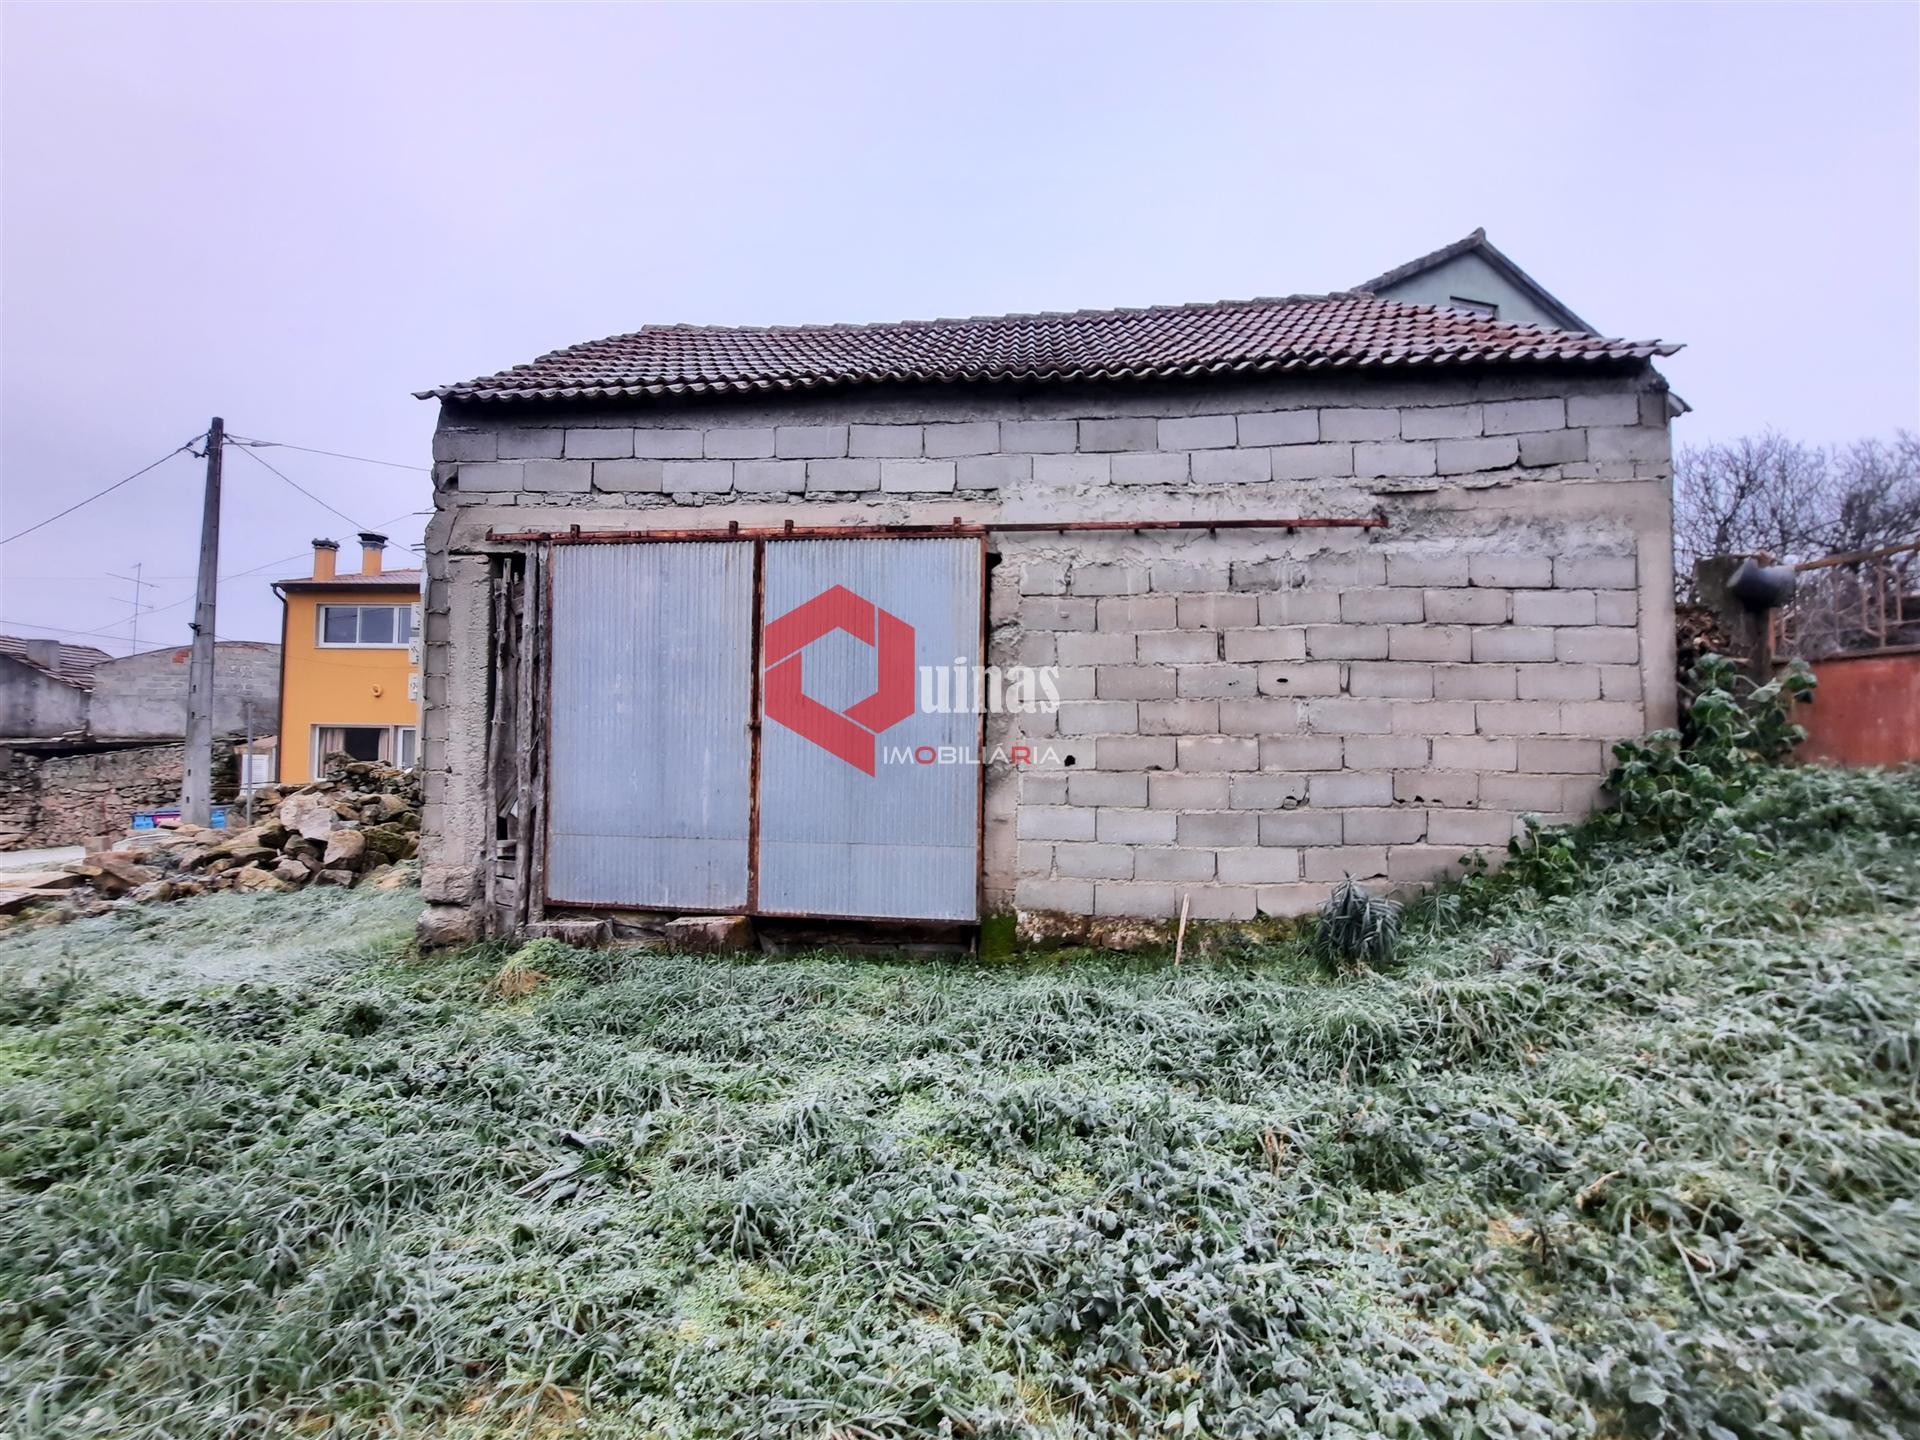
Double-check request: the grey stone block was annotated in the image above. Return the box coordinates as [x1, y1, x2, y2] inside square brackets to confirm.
[1514, 589, 1597, 626]
[1101, 596, 1179, 628]
[1256, 661, 1343, 696]
[959, 454, 1029, 489]
[1588, 425, 1672, 463]
[1320, 407, 1400, 441]
[1399, 404, 1482, 440]
[1229, 772, 1307, 808]
[1150, 562, 1230, 592]
[1135, 848, 1216, 881]
[1093, 882, 1180, 918]
[632, 429, 706, 459]
[1303, 698, 1393, 734]
[1270, 443, 1355, 479]
[1021, 597, 1097, 630]
[1096, 808, 1177, 844]
[1192, 449, 1271, 484]
[1139, 699, 1222, 734]
[1344, 808, 1428, 844]
[1177, 811, 1258, 846]
[497, 427, 566, 460]
[1112, 452, 1189, 486]
[1568, 393, 1639, 427]
[1346, 661, 1433, 699]
[705, 427, 776, 459]
[458, 461, 525, 492]
[1097, 666, 1176, 700]
[1305, 625, 1388, 660]
[1079, 417, 1158, 452]
[1175, 665, 1259, 698]
[1471, 627, 1556, 662]
[1149, 773, 1230, 809]
[1555, 627, 1638, 663]
[1217, 847, 1300, 884]
[1469, 553, 1553, 588]
[805, 458, 880, 492]
[1386, 552, 1469, 587]
[1519, 428, 1589, 467]
[1058, 631, 1137, 664]
[1260, 735, 1343, 770]
[1001, 419, 1077, 453]
[1424, 588, 1509, 625]
[1178, 594, 1258, 629]
[1222, 628, 1306, 662]
[1340, 588, 1425, 623]
[924, 421, 999, 457]
[775, 425, 849, 459]
[592, 459, 664, 492]
[1033, 454, 1112, 486]
[1516, 737, 1608, 773]
[1095, 735, 1176, 770]
[734, 461, 808, 493]
[1436, 436, 1519, 474]
[1432, 735, 1519, 771]
[565, 428, 632, 459]
[880, 459, 956, 493]
[1483, 398, 1565, 435]
[1159, 415, 1237, 450]
[1177, 735, 1260, 771]
[1071, 564, 1152, 596]
[849, 424, 923, 458]
[1237, 409, 1319, 446]
[1056, 843, 1135, 880]
[1555, 553, 1637, 588]
[1138, 630, 1216, 663]
[1017, 807, 1097, 841]
[1059, 774, 1145, 810]
[1301, 847, 1390, 882]
[435, 429, 496, 462]
[1260, 810, 1342, 845]
[1355, 441, 1438, 478]
[524, 459, 593, 492]
[1016, 877, 1094, 912]
[1218, 698, 1304, 733]
[662, 461, 735, 493]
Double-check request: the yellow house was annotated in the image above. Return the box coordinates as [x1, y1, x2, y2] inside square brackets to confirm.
[273, 533, 423, 783]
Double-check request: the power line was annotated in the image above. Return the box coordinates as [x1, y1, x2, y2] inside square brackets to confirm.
[226, 434, 429, 473]
[228, 440, 368, 531]
[0, 436, 203, 546]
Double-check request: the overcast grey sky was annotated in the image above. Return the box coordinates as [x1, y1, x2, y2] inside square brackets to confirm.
[2, 2, 1915, 653]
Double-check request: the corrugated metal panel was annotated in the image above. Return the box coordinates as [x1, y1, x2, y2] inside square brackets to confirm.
[546, 543, 753, 909]
[757, 538, 980, 921]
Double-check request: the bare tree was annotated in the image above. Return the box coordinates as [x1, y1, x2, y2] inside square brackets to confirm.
[1674, 429, 1920, 591]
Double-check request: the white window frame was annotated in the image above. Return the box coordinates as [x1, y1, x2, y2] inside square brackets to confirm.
[311, 723, 419, 774]
[316, 603, 416, 649]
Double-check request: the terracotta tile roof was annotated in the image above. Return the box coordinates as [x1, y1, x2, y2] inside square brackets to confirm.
[274, 568, 423, 592]
[422, 292, 1678, 405]
[0, 635, 112, 690]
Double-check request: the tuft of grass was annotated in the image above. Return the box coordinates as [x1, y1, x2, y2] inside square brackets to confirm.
[0, 768, 1917, 1438]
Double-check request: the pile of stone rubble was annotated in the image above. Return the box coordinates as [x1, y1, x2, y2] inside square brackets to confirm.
[0, 759, 421, 925]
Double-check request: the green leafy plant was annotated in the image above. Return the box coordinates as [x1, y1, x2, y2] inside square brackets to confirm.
[1311, 877, 1402, 973]
[1436, 654, 1819, 917]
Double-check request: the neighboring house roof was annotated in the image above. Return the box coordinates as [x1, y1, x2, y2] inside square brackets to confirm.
[422, 292, 1677, 405]
[1356, 228, 1596, 335]
[0, 635, 112, 690]
[273, 568, 424, 593]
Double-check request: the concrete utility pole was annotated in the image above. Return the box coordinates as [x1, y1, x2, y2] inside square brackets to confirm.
[181, 417, 223, 826]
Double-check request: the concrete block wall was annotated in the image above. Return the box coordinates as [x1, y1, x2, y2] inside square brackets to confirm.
[982, 524, 1647, 921]
[419, 366, 1676, 933]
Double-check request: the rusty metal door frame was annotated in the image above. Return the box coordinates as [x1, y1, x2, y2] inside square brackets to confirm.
[541, 534, 988, 924]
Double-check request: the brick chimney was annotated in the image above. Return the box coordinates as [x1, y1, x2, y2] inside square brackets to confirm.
[358, 531, 387, 576]
[312, 539, 338, 581]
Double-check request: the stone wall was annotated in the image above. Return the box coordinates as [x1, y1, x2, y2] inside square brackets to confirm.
[0, 742, 208, 850]
[87, 641, 280, 741]
[419, 366, 1676, 931]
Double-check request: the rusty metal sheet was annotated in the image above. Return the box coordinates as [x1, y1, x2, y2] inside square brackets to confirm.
[1793, 652, 1920, 767]
[756, 538, 981, 921]
[546, 542, 753, 909]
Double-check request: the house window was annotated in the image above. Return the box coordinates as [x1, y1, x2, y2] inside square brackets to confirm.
[318, 604, 415, 647]
[1448, 296, 1498, 319]
[312, 724, 420, 771]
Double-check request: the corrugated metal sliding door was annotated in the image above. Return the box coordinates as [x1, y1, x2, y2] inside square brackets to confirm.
[547, 543, 754, 910]
[756, 537, 982, 921]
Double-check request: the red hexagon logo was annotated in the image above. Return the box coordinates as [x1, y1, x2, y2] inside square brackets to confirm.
[764, 584, 916, 775]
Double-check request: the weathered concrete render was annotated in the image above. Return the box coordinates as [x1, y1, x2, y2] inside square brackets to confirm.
[417, 366, 1677, 937]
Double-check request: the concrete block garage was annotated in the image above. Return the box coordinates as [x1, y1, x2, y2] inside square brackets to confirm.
[413, 292, 1680, 944]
